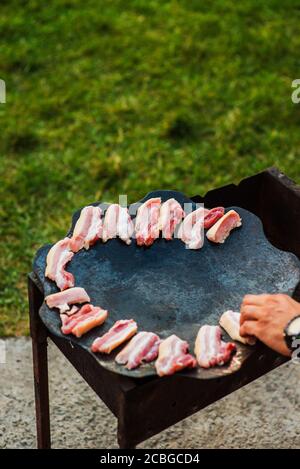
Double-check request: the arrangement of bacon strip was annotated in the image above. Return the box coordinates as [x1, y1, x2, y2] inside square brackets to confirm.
[135, 197, 161, 246]
[43, 196, 248, 377]
[115, 331, 160, 369]
[219, 310, 256, 345]
[206, 209, 242, 244]
[204, 207, 225, 229]
[70, 206, 103, 252]
[155, 334, 197, 377]
[45, 287, 90, 313]
[159, 198, 185, 240]
[45, 237, 74, 291]
[60, 304, 108, 338]
[102, 204, 134, 244]
[194, 325, 236, 369]
[91, 319, 138, 354]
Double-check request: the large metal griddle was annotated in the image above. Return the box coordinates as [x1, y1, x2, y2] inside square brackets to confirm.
[34, 190, 300, 379]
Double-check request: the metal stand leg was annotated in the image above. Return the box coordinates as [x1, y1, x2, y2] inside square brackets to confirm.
[117, 433, 136, 449]
[117, 402, 136, 449]
[28, 274, 51, 449]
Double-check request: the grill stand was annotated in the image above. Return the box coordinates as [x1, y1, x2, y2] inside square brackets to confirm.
[29, 167, 300, 449]
[28, 275, 51, 449]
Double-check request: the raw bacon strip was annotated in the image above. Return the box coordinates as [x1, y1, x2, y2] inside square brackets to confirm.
[45, 287, 90, 313]
[102, 204, 134, 244]
[155, 334, 197, 377]
[188, 219, 205, 250]
[45, 238, 74, 291]
[194, 325, 236, 368]
[91, 319, 137, 354]
[219, 310, 256, 345]
[115, 331, 160, 369]
[102, 204, 119, 243]
[177, 207, 209, 245]
[206, 209, 242, 243]
[117, 205, 134, 245]
[159, 198, 185, 240]
[65, 305, 79, 316]
[204, 207, 225, 229]
[70, 206, 103, 252]
[143, 340, 162, 362]
[60, 304, 108, 338]
[135, 197, 161, 246]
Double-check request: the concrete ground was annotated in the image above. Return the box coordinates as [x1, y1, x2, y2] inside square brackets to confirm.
[0, 337, 300, 449]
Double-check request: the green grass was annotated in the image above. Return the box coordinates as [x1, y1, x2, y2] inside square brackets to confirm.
[1, 0, 300, 335]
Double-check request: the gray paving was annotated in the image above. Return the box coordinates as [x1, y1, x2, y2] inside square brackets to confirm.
[0, 337, 300, 449]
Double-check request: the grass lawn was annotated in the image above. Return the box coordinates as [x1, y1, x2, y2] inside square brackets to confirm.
[1, 0, 300, 336]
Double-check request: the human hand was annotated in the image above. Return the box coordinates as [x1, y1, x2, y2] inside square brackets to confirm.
[240, 294, 300, 356]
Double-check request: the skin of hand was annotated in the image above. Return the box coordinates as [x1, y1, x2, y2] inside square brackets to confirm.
[240, 293, 300, 357]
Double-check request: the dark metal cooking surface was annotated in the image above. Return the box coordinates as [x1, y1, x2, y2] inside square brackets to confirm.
[34, 190, 300, 379]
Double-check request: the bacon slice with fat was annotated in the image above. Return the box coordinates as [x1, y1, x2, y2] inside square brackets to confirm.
[177, 207, 208, 249]
[219, 310, 256, 345]
[91, 319, 137, 354]
[204, 207, 225, 229]
[45, 237, 74, 291]
[70, 206, 103, 252]
[102, 204, 119, 242]
[159, 198, 185, 240]
[60, 304, 108, 338]
[115, 331, 160, 369]
[206, 209, 242, 243]
[155, 334, 197, 377]
[102, 204, 134, 244]
[135, 197, 161, 246]
[194, 325, 236, 368]
[65, 305, 79, 316]
[188, 219, 205, 250]
[117, 205, 134, 244]
[45, 287, 90, 313]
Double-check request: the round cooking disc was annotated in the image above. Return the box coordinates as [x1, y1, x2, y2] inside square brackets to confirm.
[34, 190, 300, 379]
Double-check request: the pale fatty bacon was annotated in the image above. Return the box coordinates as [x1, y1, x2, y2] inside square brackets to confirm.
[70, 206, 103, 252]
[206, 210, 242, 244]
[45, 237, 74, 291]
[45, 287, 90, 314]
[102, 204, 119, 243]
[135, 197, 161, 246]
[91, 319, 138, 354]
[155, 334, 197, 377]
[102, 204, 134, 244]
[194, 325, 236, 369]
[219, 310, 256, 345]
[115, 331, 160, 369]
[177, 207, 208, 249]
[61, 304, 108, 338]
[159, 198, 185, 240]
